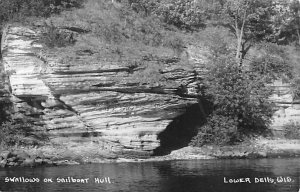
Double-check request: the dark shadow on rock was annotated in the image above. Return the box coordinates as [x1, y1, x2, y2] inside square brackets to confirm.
[0, 34, 2, 57]
[0, 99, 10, 124]
[153, 98, 212, 156]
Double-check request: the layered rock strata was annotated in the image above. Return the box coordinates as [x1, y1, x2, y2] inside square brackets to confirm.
[1, 24, 299, 157]
[1, 25, 203, 156]
[270, 79, 300, 135]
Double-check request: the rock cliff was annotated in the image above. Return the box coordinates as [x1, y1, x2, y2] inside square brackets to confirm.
[0, 24, 205, 157]
[270, 79, 300, 136]
[1, 24, 299, 157]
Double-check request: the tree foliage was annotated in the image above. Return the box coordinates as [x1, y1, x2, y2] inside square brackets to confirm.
[191, 55, 274, 146]
[124, 0, 206, 30]
[283, 121, 300, 139]
[0, 121, 25, 147]
[272, 0, 300, 45]
[213, 0, 274, 62]
[249, 42, 293, 79]
[155, 0, 205, 30]
[0, 0, 83, 28]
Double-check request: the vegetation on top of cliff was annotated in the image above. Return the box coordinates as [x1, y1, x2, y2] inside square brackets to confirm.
[35, 0, 195, 89]
[0, 0, 83, 27]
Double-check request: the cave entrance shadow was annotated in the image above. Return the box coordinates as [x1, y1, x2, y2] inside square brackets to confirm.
[153, 98, 212, 156]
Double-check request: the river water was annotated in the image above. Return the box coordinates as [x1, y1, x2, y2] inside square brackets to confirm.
[0, 158, 299, 192]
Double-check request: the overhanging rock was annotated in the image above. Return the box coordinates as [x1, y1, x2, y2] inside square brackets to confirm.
[2, 24, 299, 156]
[1, 24, 201, 156]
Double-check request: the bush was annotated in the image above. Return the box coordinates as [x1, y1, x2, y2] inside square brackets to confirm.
[41, 21, 76, 48]
[130, 16, 164, 46]
[155, 0, 205, 30]
[195, 26, 235, 58]
[283, 121, 300, 139]
[191, 55, 274, 146]
[130, 60, 165, 87]
[0, 70, 12, 128]
[163, 34, 185, 57]
[0, 0, 83, 27]
[79, 1, 164, 46]
[190, 115, 238, 146]
[100, 22, 124, 44]
[250, 43, 293, 80]
[0, 119, 48, 147]
[0, 121, 25, 147]
[127, 0, 160, 16]
[0, 98, 11, 124]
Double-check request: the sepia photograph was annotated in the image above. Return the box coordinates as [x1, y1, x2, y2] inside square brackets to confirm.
[0, 0, 299, 191]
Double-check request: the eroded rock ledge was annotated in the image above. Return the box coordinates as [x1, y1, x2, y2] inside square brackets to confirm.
[1, 25, 203, 157]
[1, 24, 300, 158]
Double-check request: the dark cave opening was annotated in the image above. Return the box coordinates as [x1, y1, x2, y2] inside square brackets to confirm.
[153, 98, 212, 156]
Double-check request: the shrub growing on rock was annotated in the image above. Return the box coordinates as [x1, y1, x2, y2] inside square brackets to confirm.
[191, 55, 274, 146]
[41, 21, 76, 48]
[283, 121, 300, 139]
[0, 121, 24, 147]
[190, 116, 238, 146]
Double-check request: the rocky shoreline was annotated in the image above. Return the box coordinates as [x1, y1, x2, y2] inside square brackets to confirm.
[1, 138, 300, 168]
[0, 149, 81, 168]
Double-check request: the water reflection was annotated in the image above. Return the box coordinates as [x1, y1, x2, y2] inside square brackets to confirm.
[0, 158, 299, 192]
[153, 159, 299, 192]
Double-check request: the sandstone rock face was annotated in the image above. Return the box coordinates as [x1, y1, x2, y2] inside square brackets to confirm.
[1, 25, 203, 156]
[1, 25, 299, 157]
[269, 79, 300, 135]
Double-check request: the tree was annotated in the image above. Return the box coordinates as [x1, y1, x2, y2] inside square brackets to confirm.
[191, 55, 274, 146]
[290, 0, 300, 45]
[272, 0, 300, 45]
[210, 0, 274, 64]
